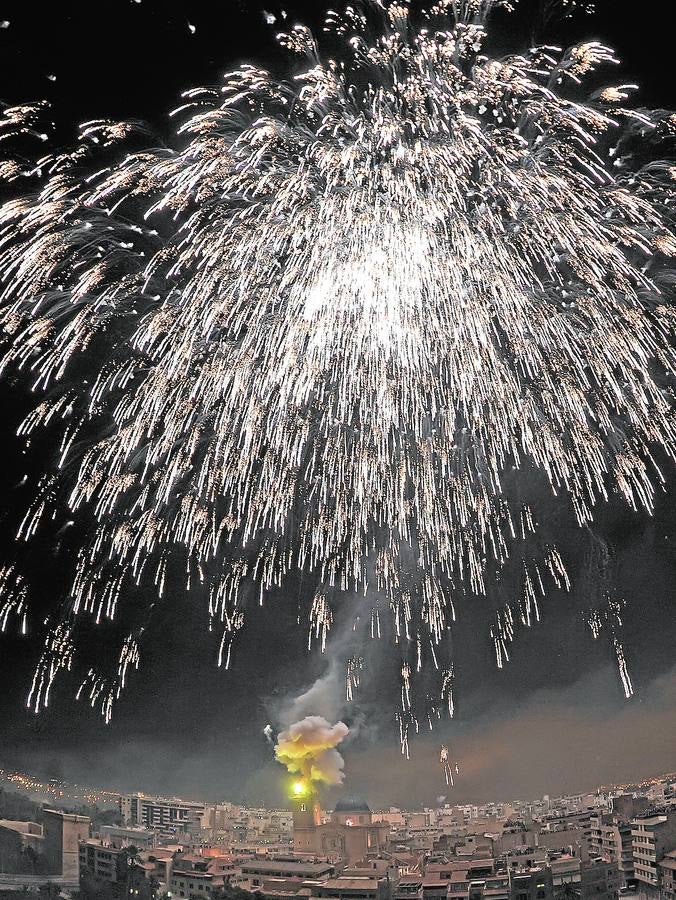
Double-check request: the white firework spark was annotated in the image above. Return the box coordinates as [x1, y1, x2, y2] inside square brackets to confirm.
[346, 655, 363, 702]
[0, 1, 674, 739]
[439, 744, 460, 786]
[587, 594, 634, 698]
[309, 593, 333, 652]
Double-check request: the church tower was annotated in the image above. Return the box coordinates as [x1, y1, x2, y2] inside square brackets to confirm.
[291, 782, 321, 851]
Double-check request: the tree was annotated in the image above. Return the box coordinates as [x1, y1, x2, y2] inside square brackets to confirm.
[79, 868, 116, 900]
[212, 886, 263, 900]
[0, 789, 41, 823]
[0, 890, 30, 900]
[555, 882, 581, 900]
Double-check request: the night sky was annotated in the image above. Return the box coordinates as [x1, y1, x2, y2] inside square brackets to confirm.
[0, 0, 674, 809]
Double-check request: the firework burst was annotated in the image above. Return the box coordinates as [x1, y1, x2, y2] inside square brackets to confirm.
[0, 0, 674, 742]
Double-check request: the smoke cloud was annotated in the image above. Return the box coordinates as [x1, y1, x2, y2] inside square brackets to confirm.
[280, 656, 346, 725]
[274, 715, 349, 786]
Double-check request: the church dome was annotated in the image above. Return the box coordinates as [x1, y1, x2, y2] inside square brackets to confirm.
[333, 796, 372, 813]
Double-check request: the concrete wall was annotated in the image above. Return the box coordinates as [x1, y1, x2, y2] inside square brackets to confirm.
[43, 809, 90, 879]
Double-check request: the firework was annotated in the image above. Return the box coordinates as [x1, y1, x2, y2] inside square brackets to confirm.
[440, 744, 457, 787]
[346, 656, 364, 703]
[0, 1, 674, 741]
[588, 595, 633, 698]
[275, 716, 349, 786]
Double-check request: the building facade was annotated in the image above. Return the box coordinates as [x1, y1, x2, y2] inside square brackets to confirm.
[42, 808, 90, 881]
[120, 794, 208, 833]
[79, 840, 128, 884]
[169, 854, 236, 900]
[291, 796, 389, 865]
[100, 825, 156, 849]
[631, 811, 676, 895]
[0, 820, 45, 874]
[659, 850, 676, 900]
[587, 816, 633, 887]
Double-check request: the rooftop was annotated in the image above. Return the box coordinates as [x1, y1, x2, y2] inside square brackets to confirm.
[319, 879, 382, 890]
[242, 861, 335, 875]
[0, 820, 43, 837]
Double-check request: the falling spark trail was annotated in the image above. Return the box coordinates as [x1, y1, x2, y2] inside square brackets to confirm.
[588, 594, 634, 698]
[440, 744, 455, 787]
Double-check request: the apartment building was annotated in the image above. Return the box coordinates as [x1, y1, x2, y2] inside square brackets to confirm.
[79, 840, 127, 884]
[119, 794, 208, 833]
[100, 825, 156, 849]
[659, 849, 676, 900]
[587, 816, 634, 886]
[631, 811, 676, 894]
[170, 854, 235, 900]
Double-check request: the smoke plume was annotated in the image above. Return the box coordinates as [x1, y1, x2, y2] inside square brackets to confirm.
[274, 716, 349, 786]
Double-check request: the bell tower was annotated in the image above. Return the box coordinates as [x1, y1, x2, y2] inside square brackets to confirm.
[291, 782, 320, 851]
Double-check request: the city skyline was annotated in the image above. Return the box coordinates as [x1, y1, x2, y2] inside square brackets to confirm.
[3, 759, 675, 900]
[3, 761, 676, 814]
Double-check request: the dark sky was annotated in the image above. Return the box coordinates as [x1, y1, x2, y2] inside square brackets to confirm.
[0, 0, 674, 809]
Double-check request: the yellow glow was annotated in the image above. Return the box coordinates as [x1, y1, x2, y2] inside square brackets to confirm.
[292, 780, 307, 796]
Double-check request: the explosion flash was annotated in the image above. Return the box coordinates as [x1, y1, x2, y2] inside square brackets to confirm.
[274, 716, 349, 787]
[0, 0, 674, 744]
